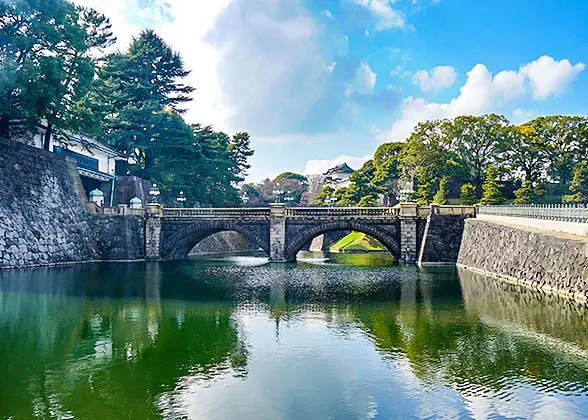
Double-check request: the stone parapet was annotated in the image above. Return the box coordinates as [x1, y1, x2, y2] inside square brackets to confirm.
[457, 219, 588, 303]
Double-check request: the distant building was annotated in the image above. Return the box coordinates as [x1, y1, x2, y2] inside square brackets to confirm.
[323, 162, 355, 189]
[15, 123, 126, 206]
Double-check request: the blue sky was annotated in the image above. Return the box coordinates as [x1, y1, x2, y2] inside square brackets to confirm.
[73, 0, 588, 180]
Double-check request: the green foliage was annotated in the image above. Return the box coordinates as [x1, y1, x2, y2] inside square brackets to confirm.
[460, 183, 477, 205]
[433, 176, 449, 205]
[358, 195, 378, 207]
[451, 114, 508, 188]
[0, 0, 115, 142]
[513, 180, 537, 205]
[310, 186, 335, 206]
[275, 172, 308, 184]
[479, 165, 504, 205]
[415, 168, 436, 206]
[562, 162, 588, 204]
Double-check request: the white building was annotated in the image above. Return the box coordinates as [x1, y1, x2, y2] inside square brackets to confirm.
[22, 124, 126, 206]
[323, 162, 355, 190]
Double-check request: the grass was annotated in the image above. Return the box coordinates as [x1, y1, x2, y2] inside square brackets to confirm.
[329, 231, 387, 253]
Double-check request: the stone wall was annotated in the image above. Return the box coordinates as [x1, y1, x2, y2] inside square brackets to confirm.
[418, 214, 467, 264]
[457, 219, 588, 302]
[90, 215, 145, 261]
[0, 138, 98, 268]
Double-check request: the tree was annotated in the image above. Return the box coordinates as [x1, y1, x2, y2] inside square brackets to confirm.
[562, 162, 588, 204]
[399, 119, 461, 184]
[228, 132, 254, 181]
[310, 186, 335, 206]
[525, 116, 588, 187]
[371, 141, 404, 205]
[0, 0, 115, 143]
[94, 30, 194, 166]
[500, 125, 549, 185]
[415, 168, 436, 206]
[479, 165, 504, 205]
[433, 176, 449, 205]
[450, 114, 508, 190]
[460, 183, 477, 205]
[358, 195, 378, 207]
[513, 181, 533, 205]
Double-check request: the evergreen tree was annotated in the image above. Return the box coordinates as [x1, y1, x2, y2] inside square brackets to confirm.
[513, 180, 534, 205]
[562, 162, 588, 204]
[433, 176, 449, 205]
[310, 186, 335, 206]
[460, 183, 477, 205]
[415, 168, 436, 206]
[0, 0, 114, 142]
[479, 165, 504, 205]
[358, 195, 378, 207]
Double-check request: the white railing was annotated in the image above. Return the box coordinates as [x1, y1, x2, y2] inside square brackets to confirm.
[478, 204, 588, 223]
[286, 207, 400, 218]
[162, 208, 271, 218]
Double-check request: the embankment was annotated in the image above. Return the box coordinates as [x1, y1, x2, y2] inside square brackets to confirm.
[0, 138, 144, 268]
[457, 219, 588, 302]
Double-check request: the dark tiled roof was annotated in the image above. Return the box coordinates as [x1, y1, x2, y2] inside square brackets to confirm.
[323, 162, 355, 175]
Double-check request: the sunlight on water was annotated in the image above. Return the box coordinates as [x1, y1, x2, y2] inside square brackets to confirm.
[1, 256, 588, 419]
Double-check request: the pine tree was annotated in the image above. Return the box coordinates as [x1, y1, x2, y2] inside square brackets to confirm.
[460, 183, 477, 205]
[513, 180, 534, 204]
[433, 176, 449, 205]
[415, 168, 436, 206]
[358, 195, 378, 207]
[479, 165, 504, 205]
[563, 162, 588, 204]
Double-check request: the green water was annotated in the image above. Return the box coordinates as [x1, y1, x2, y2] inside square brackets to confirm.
[1, 253, 588, 419]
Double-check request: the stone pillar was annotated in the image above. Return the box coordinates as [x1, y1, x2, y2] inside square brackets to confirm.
[269, 203, 287, 262]
[145, 203, 162, 260]
[399, 202, 418, 263]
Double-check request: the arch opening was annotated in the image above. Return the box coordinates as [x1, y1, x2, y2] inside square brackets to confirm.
[161, 222, 270, 260]
[285, 221, 401, 262]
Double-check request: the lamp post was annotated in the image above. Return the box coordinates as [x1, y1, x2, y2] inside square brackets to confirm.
[149, 183, 160, 204]
[241, 191, 249, 207]
[272, 185, 284, 203]
[284, 191, 294, 207]
[396, 182, 414, 203]
[176, 191, 186, 208]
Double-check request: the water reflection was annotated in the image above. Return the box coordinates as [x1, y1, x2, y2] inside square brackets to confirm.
[0, 259, 587, 419]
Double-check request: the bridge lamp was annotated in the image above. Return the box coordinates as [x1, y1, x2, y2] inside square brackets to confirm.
[241, 191, 249, 206]
[149, 183, 161, 204]
[272, 188, 284, 203]
[284, 191, 294, 207]
[398, 183, 414, 203]
[176, 191, 187, 208]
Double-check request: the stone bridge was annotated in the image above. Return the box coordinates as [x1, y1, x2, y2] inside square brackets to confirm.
[142, 203, 476, 263]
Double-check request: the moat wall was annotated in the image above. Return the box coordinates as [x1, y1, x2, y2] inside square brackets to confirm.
[0, 138, 145, 268]
[457, 219, 588, 302]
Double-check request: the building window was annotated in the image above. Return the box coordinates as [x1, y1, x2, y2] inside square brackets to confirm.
[54, 146, 100, 172]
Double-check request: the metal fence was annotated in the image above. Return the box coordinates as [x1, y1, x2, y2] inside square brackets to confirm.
[286, 207, 400, 218]
[163, 208, 271, 218]
[477, 204, 588, 223]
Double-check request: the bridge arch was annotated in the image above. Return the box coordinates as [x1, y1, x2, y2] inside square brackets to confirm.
[160, 220, 270, 259]
[284, 220, 401, 262]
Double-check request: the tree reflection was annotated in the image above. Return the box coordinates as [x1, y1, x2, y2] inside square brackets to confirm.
[0, 268, 245, 419]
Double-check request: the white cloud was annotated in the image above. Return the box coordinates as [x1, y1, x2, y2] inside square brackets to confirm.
[304, 155, 370, 175]
[322, 9, 333, 19]
[347, 63, 377, 95]
[520, 55, 585, 100]
[388, 55, 585, 141]
[354, 0, 407, 30]
[72, 0, 231, 130]
[412, 65, 457, 92]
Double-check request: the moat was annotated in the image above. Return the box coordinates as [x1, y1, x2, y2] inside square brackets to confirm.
[1, 254, 588, 419]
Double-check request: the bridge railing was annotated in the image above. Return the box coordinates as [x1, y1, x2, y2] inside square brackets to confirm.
[162, 208, 271, 218]
[477, 204, 588, 223]
[286, 207, 400, 218]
